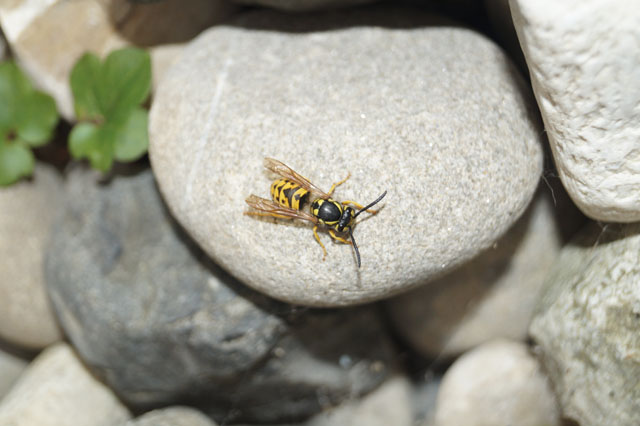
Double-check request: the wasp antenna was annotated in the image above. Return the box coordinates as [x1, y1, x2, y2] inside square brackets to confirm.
[350, 229, 361, 268]
[354, 190, 387, 219]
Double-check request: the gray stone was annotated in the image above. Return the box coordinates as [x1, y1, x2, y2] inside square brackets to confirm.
[434, 339, 561, 426]
[124, 406, 216, 426]
[386, 187, 576, 357]
[530, 223, 640, 426]
[0, 343, 131, 426]
[45, 167, 395, 423]
[0, 164, 63, 349]
[149, 6, 543, 307]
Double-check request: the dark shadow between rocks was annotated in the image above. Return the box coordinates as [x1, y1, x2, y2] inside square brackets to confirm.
[105, 0, 239, 47]
[225, 3, 463, 34]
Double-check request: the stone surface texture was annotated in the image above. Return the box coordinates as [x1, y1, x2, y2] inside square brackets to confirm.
[0, 0, 235, 119]
[530, 223, 640, 426]
[510, 0, 640, 222]
[124, 406, 217, 426]
[45, 167, 395, 423]
[149, 7, 543, 306]
[0, 347, 28, 400]
[305, 375, 412, 426]
[0, 164, 63, 349]
[0, 343, 131, 426]
[434, 339, 560, 426]
[386, 188, 566, 357]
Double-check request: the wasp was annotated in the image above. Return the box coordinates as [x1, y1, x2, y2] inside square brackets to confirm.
[245, 158, 387, 267]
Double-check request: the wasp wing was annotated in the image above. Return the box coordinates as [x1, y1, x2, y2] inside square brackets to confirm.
[245, 195, 319, 224]
[263, 158, 330, 199]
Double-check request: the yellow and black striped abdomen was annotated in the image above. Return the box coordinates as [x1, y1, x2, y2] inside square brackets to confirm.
[270, 179, 309, 210]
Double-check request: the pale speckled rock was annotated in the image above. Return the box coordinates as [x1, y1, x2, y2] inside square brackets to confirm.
[304, 375, 412, 426]
[45, 167, 395, 423]
[434, 339, 561, 426]
[530, 223, 640, 426]
[124, 407, 216, 426]
[230, 0, 373, 12]
[0, 0, 235, 119]
[0, 164, 63, 349]
[0, 347, 28, 400]
[149, 7, 544, 307]
[386, 187, 574, 357]
[510, 0, 640, 222]
[0, 343, 131, 426]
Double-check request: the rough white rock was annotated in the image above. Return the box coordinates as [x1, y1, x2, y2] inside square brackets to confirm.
[0, 164, 63, 349]
[149, 7, 543, 306]
[387, 188, 565, 357]
[530, 222, 640, 426]
[0, 0, 235, 119]
[434, 339, 560, 426]
[510, 0, 640, 222]
[0, 343, 131, 426]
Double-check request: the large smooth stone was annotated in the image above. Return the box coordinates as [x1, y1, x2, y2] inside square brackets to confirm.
[510, 0, 640, 222]
[530, 223, 640, 426]
[149, 7, 543, 306]
[0, 164, 63, 349]
[434, 339, 560, 426]
[0, 343, 131, 426]
[45, 167, 395, 423]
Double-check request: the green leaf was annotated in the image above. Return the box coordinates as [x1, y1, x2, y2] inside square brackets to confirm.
[113, 107, 148, 161]
[17, 91, 59, 146]
[101, 48, 151, 117]
[0, 141, 35, 186]
[67, 47, 151, 173]
[0, 61, 33, 133]
[69, 122, 114, 172]
[0, 61, 58, 185]
[70, 53, 103, 120]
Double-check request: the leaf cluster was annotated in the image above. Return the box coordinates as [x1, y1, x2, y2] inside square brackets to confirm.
[0, 61, 59, 186]
[69, 48, 151, 172]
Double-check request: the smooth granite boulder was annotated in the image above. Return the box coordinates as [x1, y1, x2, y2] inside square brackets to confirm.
[149, 7, 543, 306]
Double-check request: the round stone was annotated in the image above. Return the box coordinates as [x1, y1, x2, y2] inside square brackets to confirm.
[434, 339, 560, 426]
[0, 164, 63, 349]
[149, 7, 543, 306]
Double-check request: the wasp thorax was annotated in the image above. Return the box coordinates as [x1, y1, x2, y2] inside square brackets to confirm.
[337, 206, 355, 232]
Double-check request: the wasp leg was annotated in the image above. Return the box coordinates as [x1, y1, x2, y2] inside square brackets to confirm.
[245, 211, 292, 220]
[313, 225, 328, 260]
[327, 173, 351, 196]
[329, 229, 352, 245]
[342, 200, 379, 214]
